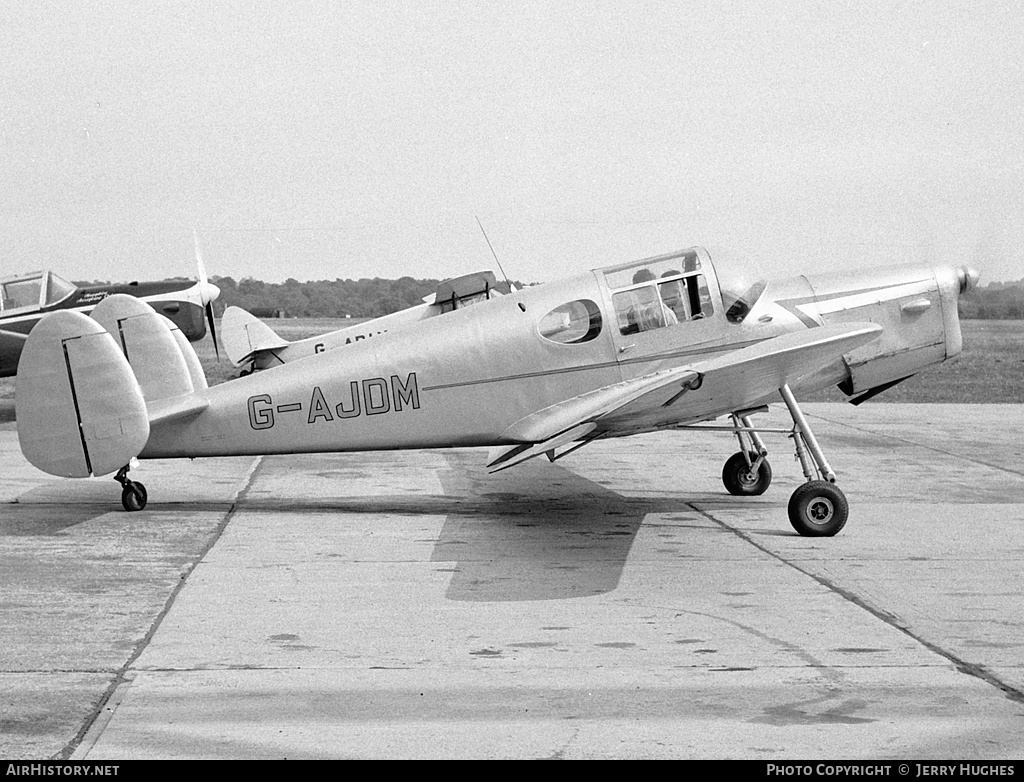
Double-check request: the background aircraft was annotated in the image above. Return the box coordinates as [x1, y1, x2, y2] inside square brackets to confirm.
[222, 270, 510, 374]
[0, 264, 220, 379]
[14, 246, 978, 537]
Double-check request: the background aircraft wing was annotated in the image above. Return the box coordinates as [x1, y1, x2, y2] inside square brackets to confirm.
[488, 322, 881, 472]
[0, 328, 28, 378]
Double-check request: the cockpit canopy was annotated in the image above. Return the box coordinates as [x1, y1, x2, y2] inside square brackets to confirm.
[430, 270, 505, 314]
[0, 271, 77, 313]
[602, 248, 716, 335]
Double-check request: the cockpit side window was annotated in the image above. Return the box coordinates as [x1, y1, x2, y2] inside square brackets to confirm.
[608, 258, 714, 335]
[614, 283, 675, 334]
[1, 277, 43, 311]
[538, 299, 602, 344]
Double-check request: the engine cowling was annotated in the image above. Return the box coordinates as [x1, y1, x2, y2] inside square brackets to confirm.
[804, 264, 977, 397]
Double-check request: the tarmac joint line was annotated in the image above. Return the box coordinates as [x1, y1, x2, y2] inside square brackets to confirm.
[692, 502, 1024, 708]
[62, 456, 265, 760]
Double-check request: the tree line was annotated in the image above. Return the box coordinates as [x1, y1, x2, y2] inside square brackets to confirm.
[211, 275, 445, 319]
[208, 275, 1024, 320]
[957, 280, 1024, 320]
[78, 274, 1024, 320]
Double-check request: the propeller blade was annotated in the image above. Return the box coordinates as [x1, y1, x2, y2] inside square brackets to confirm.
[206, 301, 220, 361]
[194, 228, 220, 360]
[193, 228, 209, 297]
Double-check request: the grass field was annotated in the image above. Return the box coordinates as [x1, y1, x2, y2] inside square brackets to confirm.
[806, 319, 1024, 403]
[2, 319, 1022, 404]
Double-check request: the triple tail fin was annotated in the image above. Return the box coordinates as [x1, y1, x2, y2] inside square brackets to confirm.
[16, 312, 149, 478]
[16, 295, 209, 478]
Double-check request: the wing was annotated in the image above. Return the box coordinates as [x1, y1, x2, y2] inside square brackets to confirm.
[487, 322, 881, 472]
[0, 328, 28, 378]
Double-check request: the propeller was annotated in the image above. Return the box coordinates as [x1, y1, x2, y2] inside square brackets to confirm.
[193, 229, 221, 360]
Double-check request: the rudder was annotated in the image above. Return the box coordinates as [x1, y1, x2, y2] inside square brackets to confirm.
[16, 311, 149, 478]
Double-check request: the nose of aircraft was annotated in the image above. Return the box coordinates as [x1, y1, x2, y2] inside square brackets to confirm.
[957, 266, 981, 294]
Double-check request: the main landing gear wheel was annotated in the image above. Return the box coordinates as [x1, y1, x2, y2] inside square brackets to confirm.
[788, 481, 848, 537]
[121, 481, 148, 512]
[722, 451, 772, 496]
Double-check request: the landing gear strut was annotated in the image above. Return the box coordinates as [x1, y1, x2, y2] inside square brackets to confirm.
[779, 384, 848, 537]
[709, 386, 849, 536]
[722, 414, 772, 496]
[114, 464, 148, 512]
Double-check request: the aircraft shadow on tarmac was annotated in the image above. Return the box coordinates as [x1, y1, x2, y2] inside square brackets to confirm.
[236, 450, 781, 603]
[0, 504, 110, 535]
[435, 452, 673, 602]
[238, 452, 660, 602]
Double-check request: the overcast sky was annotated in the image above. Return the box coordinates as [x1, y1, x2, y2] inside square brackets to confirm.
[2, 1, 1022, 285]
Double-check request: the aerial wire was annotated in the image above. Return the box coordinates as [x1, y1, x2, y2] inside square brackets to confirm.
[475, 216, 515, 293]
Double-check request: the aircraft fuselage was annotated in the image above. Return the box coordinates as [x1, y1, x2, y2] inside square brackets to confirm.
[142, 250, 968, 460]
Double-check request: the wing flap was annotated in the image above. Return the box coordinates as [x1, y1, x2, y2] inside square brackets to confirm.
[487, 422, 597, 473]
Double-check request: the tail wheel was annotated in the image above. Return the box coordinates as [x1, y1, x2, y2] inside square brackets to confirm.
[788, 481, 848, 537]
[722, 451, 772, 496]
[121, 482, 148, 512]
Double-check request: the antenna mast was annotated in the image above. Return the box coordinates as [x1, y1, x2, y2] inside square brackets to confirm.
[475, 216, 514, 292]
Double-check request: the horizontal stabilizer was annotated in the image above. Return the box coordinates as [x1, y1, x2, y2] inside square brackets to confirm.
[147, 394, 210, 426]
[222, 306, 289, 366]
[16, 311, 149, 478]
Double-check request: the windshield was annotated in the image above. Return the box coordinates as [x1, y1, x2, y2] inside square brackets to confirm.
[709, 250, 768, 323]
[45, 272, 77, 305]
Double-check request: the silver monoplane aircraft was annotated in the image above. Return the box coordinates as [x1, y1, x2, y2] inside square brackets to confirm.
[14, 246, 978, 537]
[222, 270, 508, 374]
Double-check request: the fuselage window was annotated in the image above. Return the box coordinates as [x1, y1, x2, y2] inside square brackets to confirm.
[538, 299, 603, 344]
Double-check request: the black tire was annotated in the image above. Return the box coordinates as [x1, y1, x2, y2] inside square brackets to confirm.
[121, 482, 148, 512]
[788, 481, 848, 537]
[722, 451, 772, 496]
